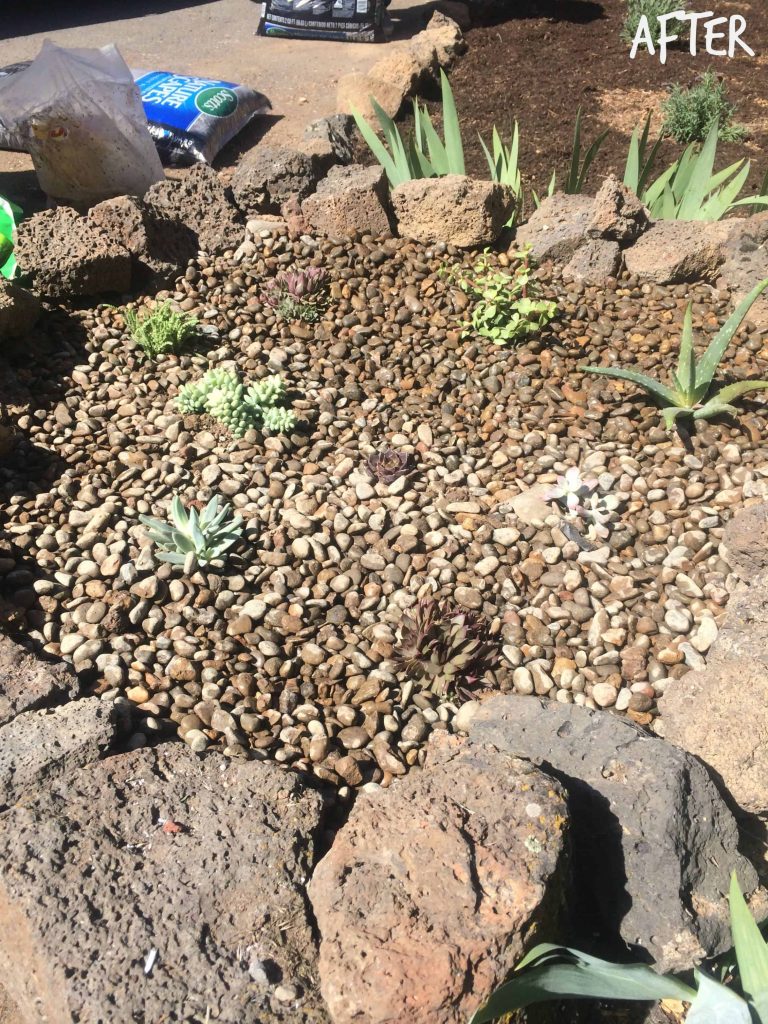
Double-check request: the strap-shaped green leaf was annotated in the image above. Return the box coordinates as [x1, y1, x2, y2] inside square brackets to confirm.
[729, 872, 768, 1022]
[582, 365, 680, 405]
[439, 69, 465, 175]
[675, 303, 696, 400]
[662, 405, 690, 429]
[695, 279, 768, 389]
[686, 970, 752, 1024]
[352, 104, 402, 187]
[711, 379, 768, 405]
[171, 495, 189, 531]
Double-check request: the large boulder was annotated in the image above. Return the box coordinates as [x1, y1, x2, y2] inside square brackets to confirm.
[144, 164, 243, 254]
[623, 220, 732, 284]
[231, 146, 324, 215]
[15, 206, 132, 298]
[515, 193, 596, 262]
[88, 194, 198, 289]
[392, 175, 514, 248]
[0, 743, 327, 1023]
[309, 738, 568, 1024]
[0, 280, 40, 339]
[302, 165, 392, 239]
[465, 695, 759, 972]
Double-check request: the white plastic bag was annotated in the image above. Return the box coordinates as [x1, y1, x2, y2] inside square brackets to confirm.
[0, 41, 164, 205]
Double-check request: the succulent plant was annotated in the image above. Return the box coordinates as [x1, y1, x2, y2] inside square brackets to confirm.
[542, 466, 598, 518]
[139, 494, 243, 569]
[393, 597, 492, 696]
[177, 368, 296, 438]
[124, 301, 198, 359]
[261, 266, 328, 323]
[366, 448, 414, 484]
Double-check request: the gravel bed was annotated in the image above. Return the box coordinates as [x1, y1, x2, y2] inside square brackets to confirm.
[1, 229, 767, 790]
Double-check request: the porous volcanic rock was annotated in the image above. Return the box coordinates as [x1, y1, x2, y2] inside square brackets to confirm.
[0, 697, 127, 810]
[0, 743, 326, 1024]
[0, 280, 40, 339]
[14, 207, 132, 298]
[467, 695, 758, 972]
[309, 737, 568, 1024]
[587, 175, 649, 243]
[515, 193, 596, 262]
[0, 634, 79, 727]
[705, 571, 768, 669]
[302, 165, 392, 239]
[88, 194, 198, 289]
[392, 175, 514, 247]
[722, 501, 768, 582]
[623, 220, 731, 284]
[562, 238, 621, 285]
[231, 146, 324, 215]
[304, 114, 359, 165]
[144, 164, 243, 254]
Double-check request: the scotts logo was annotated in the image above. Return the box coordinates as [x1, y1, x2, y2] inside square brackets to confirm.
[195, 87, 238, 118]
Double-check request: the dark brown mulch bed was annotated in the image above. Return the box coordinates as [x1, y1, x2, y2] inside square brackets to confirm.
[429, 0, 768, 199]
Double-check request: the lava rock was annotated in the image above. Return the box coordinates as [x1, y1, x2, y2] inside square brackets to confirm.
[562, 238, 621, 285]
[392, 175, 514, 247]
[144, 164, 243, 254]
[587, 175, 649, 244]
[466, 695, 759, 972]
[0, 743, 326, 1023]
[302, 165, 392, 239]
[515, 193, 596, 262]
[722, 501, 768, 582]
[0, 634, 79, 728]
[309, 737, 568, 1024]
[0, 280, 40, 338]
[623, 220, 732, 284]
[304, 114, 359, 165]
[231, 146, 324, 215]
[15, 206, 132, 297]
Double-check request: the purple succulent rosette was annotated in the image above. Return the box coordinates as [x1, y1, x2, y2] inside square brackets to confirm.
[366, 449, 414, 484]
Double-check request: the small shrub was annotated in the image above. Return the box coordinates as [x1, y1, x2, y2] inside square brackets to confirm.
[261, 267, 328, 323]
[177, 368, 296, 437]
[621, 0, 686, 46]
[124, 301, 198, 359]
[455, 248, 557, 346]
[661, 71, 746, 144]
[140, 494, 243, 569]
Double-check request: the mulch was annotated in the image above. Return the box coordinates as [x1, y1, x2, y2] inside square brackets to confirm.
[429, 0, 768, 200]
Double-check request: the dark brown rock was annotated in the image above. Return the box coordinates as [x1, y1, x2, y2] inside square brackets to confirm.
[144, 164, 243, 254]
[309, 736, 568, 1024]
[467, 696, 759, 972]
[392, 175, 514, 248]
[587, 175, 649, 243]
[0, 280, 40, 339]
[302, 165, 392, 239]
[0, 635, 79, 727]
[515, 193, 596, 262]
[562, 238, 621, 285]
[15, 207, 132, 297]
[0, 743, 326, 1024]
[231, 146, 324, 215]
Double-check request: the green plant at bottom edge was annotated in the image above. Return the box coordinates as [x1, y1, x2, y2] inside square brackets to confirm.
[582, 278, 768, 429]
[470, 872, 763, 1024]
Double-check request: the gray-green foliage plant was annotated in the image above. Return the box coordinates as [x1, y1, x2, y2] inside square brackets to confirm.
[352, 69, 465, 187]
[177, 368, 296, 437]
[662, 71, 746, 145]
[582, 279, 768, 429]
[621, 0, 686, 46]
[456, 248, 557, 346]
[480, 124, 522, 226]
[124, 301, 198, 359]
[140, 494, 243, 568]
[624, 118, 768, 220]
[471, 873, 765, 1024]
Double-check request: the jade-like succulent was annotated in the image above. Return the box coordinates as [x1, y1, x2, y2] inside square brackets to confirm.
[177, 368, 296, 438]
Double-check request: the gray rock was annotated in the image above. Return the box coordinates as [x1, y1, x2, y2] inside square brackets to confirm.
[623, 220, 731, 284]
[304, 114, 359, 165]
[0, 634, 79, 728]
[392, 175, 514, 248]
[466, 695, 759, 972]
[0, 697, 127, 810]
[144, 164, 243, 254]
[562, 238, 621, 285]
[707, 572, 768, 669]
[0, 280, 40, 339]
[15, 206, 132, 298]
[587, 175, 649, 243]
[309, 735, 568, 1024]
[722, 501, 768, 582]
[88, 194, 198, 289]
[231, 146, 323, 215]
[0, 743, 327, 1023]
[515, 193, 596, 262]
[302, 165, 392, 239]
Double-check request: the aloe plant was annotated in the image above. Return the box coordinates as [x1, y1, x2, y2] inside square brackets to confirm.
[352, 69, 465, 188]
[471, 873, 765, 1024]
[140, 494, 243, 568]
[582, 279, 768, 429]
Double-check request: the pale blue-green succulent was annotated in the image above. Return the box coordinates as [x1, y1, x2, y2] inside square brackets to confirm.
[139, 494, 243, 568]
[177, 368, 296, 437]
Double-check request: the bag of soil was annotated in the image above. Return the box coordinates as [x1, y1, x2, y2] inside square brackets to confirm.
[257, 0, 384, 42]
[134, 71, 271, 166]
[0, 61, 270, 167]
